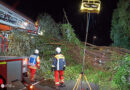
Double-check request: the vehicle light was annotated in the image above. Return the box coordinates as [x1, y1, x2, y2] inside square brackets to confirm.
[1, 84, 5, 88]
[29, 85, 34, 89]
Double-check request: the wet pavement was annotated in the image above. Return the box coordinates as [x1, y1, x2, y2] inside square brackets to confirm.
[6, 79, 99, 90]
[33, 80, 99, 90]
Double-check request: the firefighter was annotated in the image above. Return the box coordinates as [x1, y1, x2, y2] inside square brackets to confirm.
[51, 47, 66, 89]
[28, 49, 40, 82]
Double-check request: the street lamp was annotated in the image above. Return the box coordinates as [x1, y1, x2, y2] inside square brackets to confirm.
[93, 36, 96, 45]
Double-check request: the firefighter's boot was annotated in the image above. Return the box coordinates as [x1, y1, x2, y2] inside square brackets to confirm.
[60, 83, 66, 87]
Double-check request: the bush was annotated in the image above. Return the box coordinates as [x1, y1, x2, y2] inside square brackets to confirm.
[39, 13, 62, 39]
[6, 31, 33, 56]
[114, 54, 130, 90]
[61, 23, 81, 45]
[111, 0, 130, 49]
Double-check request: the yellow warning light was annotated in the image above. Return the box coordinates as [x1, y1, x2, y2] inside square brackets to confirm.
[80, 0, 101, 14]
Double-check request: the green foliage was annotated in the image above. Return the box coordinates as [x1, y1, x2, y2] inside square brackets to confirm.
[34, 13, 83, 80]
[114, 54, 130, 90]
[111, 0, 130, 49]
[6, 31, 34, 56]
[36, 14, 82, 61]
[64, 64, 115, 89]
[39, 13, 62, 39]
[64, 65, 82, 80]
[61, 23, 81, 45]
[37, 59, 54, 79]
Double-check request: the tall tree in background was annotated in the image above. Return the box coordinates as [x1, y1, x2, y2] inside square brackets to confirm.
[111, 0, 130, 49]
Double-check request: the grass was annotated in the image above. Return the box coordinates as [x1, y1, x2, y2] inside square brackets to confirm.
[36, 39, 122, 90]
[37, 61, 118, 89]
[63, 64, 118, 90]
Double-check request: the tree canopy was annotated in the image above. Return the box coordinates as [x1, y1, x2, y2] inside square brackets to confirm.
[111, 0, 130, 49]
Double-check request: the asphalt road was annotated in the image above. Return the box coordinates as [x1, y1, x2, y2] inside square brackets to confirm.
[33, 80, 99, 90]
[6, 79, 99, 90]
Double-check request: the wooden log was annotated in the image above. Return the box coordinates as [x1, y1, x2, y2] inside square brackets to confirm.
[43, 43, 64, 45]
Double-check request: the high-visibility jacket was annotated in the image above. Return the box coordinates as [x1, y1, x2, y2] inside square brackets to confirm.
[52, 54, 66, 70]
[28, 54, 40, 69]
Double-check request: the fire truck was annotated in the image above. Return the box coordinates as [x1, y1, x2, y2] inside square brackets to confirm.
[0, 1, 41, 89]
[0, 56, 28, 89]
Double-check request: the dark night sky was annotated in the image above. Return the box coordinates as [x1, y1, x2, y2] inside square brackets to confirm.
[2, 0, 119, 46]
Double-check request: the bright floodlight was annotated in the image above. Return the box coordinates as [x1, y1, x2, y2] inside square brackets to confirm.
[24, 22, 28, 26]
[80, 0, 101, 14]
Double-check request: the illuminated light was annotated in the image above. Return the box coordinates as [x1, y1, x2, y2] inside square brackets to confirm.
[91, 5, 97, 8]
[1, 84, 5, 88]
[24, 22, 28, 26]
[93, 36, 96, 39]
[30, 85, 34, 89]
[80, 0, 101, 14]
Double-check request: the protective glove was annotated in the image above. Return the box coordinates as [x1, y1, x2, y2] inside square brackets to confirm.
[51, 67, 55, 72]
[63, 67, 66, 70]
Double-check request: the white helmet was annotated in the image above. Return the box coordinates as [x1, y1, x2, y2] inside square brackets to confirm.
[56, 47, 61, 53]
[35, 49, 39, 54]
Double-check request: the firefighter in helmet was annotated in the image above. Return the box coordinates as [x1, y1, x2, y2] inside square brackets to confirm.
[28, 49, 40, 82]
[51, 47, 66, 89]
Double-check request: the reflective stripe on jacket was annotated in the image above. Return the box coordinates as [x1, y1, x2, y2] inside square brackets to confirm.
[52, 54, 66, 70]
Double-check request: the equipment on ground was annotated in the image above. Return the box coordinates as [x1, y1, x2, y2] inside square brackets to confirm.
[73, 72, 92, 90]
[80, 0, 101, 14]
[73, 0, 101, 90]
